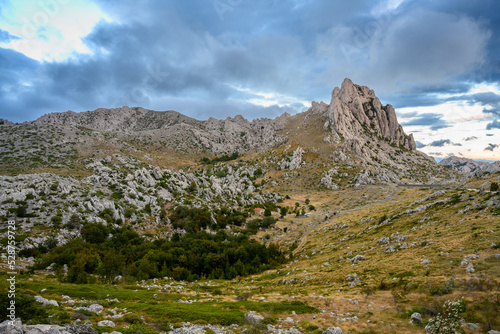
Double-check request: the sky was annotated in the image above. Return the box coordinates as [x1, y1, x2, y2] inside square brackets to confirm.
[0, 0, 499, 161]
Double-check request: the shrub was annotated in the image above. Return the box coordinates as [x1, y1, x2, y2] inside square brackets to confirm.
[16, 204, 28, 218]
[491, 182, 499, 192]
[425, 298, 465, 334]
[0, 292, 50, 324]
[123, 313, 143, 324]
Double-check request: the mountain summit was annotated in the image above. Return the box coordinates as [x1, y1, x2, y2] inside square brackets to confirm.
[312, 78, 416, 150]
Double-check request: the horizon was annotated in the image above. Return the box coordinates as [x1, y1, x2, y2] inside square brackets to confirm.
[0, 0, 499, 160]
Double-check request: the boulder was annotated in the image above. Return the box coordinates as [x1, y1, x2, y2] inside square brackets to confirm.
[323, 327, 343, 334]
[97, 320, 115, 327]
[410, 312, 422, 324]
[245, 311, 264, 325]
[34, 295, 59, 307]
[348, 255, 366, 263]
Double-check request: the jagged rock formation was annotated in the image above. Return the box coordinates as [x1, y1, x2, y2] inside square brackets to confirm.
[440, 156, 500, 176]
[318, 78, 416, 150]
[0, 118, 14, 126]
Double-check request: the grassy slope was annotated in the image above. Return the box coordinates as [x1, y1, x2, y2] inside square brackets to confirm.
[3, 177, 499, 333]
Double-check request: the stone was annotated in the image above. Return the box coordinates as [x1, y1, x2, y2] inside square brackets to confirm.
[34, 295, 59, 307]
[245, 312, 264, 325]
[87, 304, 104, 314]
[348, 255, 366, 263]
[421, 259, 430, 265]
[323, 326, 343, 334]
[410, 312, 422, 324]
[97, 320, 115, 327]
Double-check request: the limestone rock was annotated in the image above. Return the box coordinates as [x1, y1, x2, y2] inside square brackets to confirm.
[320, 169, 339, 190]
[348, 255, 366, 263]
[289, 147, 304, 170]
[323, 78, 415, 151]
[245, 311, 264, 325]
[97, 320, 115, 327]
[410, 312, 422, 324]
[34, 295, 59, 307]
[323, 326, 343, 334]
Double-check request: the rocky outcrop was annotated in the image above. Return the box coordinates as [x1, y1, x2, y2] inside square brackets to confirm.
[0, 319, 97, 334]
[0, 118, 14, 126]
[320, 169, 339, 190]
[320, 78, 416, 150]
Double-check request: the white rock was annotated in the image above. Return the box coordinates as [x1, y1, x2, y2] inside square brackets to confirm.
[97, 320, 115, 327]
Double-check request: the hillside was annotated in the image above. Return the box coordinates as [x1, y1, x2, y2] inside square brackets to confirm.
[0, 79, 498, 334]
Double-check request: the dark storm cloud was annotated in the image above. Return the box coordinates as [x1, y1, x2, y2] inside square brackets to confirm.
[487, 119, 500, 130]
[0, 0, 498, 123]
[484, 143, 499, 151]
[427, 139, 462, 147]
[401, 113, 451, 131]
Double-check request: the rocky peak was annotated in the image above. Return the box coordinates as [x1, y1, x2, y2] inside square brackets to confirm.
[321, 78, 416, 151]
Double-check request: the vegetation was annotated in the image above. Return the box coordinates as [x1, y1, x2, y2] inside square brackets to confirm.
[32, 207, 285, 283]
[201, 152, 240, 165]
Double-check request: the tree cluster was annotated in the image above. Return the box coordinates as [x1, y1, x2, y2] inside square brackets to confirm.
[28, 207, 284, 283]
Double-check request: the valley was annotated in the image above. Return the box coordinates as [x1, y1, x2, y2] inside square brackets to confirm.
[0, 79, 499, 334]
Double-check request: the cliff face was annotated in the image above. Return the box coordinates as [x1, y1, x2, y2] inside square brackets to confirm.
[319, 78, 416, 150]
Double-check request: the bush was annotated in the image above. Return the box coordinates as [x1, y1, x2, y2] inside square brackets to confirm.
[51, 215, 62, 227]
[16, 204, 28, 218]
[425, 298, 465, 334]
[123, 313, 143, 324]
[491, 182, 499, 192]
[0, 292, 50, 324]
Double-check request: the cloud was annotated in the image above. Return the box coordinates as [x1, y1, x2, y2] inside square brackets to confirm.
[486, 133, 495, 136]
[447, 92, 500, 121]
[427, 139, 462, 147]
[0, 0, 498, 133]
[486, 119, 500, 129]
[463, 136, 478, 141]
[0, 29, 18, 43]
[415, 141, 426, 148]
[428, 152, 443, 156]
[484, 143, 499, 151]
[401, 113, 451, 130]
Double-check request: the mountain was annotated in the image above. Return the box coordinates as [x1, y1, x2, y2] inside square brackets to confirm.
[32, 106, 285, 156]
[1, 79, 499, 334]
[9, 78, 449, 186]
[316, 78, 416, 150]
[440, 156, 500, 176]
